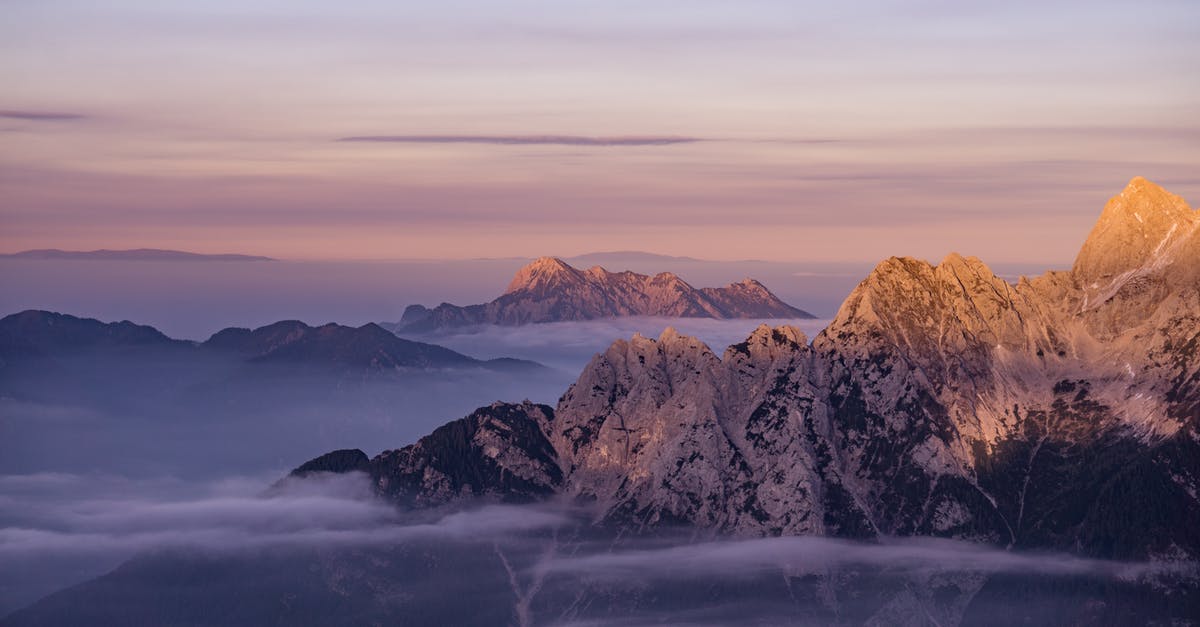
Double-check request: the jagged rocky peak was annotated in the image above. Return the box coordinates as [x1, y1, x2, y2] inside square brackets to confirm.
[504, 256, 583, 294]
[397, 256, 813, 331]
[290, 178, 1198, 575]
[588, 327, 720, 388]
[725, 323, 808, 361]
[820, 251, 1033, 360]
[1073, 176, 1198, 292]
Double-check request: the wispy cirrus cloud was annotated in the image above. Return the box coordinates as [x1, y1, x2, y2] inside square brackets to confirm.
[0, 110, 89, 122]
[336, 134, 704, 146]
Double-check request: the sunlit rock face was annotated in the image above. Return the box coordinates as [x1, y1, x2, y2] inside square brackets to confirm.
[534, 177, 1200, 558]
[354, 179, 1200, 560]
[394, 257, 813, 331]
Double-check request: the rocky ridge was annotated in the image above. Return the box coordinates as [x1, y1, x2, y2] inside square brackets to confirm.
[394, 257, 812, 331]
[332, 177, 1200, 560]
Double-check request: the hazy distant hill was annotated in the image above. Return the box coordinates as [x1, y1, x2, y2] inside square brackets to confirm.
[0, 248, 274, 262]
[0, 311, 542, 374]
[203, 319, 542, 372]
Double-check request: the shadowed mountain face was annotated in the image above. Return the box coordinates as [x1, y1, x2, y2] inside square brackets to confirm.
[0, 310, 186, 356]
[394, 257, 813, 331]
[0, 311, 565, 486]
[205, 320, 482, 370]
[5, 179, 1198, 626]
[327, 402, 563, 508]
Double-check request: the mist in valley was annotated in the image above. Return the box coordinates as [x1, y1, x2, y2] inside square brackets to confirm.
[405, 316, 832, 372]
[2, 471, 1187, 625]
[0, 296, 837, 615]
[2, 256, 1191, 624]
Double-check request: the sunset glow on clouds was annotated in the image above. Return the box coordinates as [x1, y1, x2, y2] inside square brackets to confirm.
[2, 0, 1197, 263]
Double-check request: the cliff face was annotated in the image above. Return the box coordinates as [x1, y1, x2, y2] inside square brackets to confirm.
[541, 178, 1200, 554]
[334, 178, 1200, 560]
[343, 402, 561, 508]
[395, 257, 812, 331]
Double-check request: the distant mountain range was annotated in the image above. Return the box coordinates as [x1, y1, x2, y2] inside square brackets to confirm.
[393, 256, 813, 332]
[0, 310, 540, 373]
[0, 248, 274, 262]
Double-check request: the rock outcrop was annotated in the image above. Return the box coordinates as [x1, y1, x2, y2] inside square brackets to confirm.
[293, 402, 561, 508]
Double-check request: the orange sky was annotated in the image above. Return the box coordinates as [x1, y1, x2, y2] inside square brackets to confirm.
[2, 1, 1198, 264]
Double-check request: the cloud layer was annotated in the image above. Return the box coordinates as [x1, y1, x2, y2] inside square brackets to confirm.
[547, 535, 1181, 582]
[0, 110, 87, 121]
[0, 473, 566, 558]
[2, 471, 1191, 619]
[0, 471, 568, 613]
[410, 316, 831, 371]
[337, 134, 704, 146]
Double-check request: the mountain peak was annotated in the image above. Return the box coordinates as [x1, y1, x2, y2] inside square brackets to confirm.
[658, 326, 684, 343]
[1072, 177, 1196, 292]
[406, 257, 813, 329]
[504, 256, 582, 294]
[527, 255, 572, 271]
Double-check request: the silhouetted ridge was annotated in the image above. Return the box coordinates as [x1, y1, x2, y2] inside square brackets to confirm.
[281, 402, 561, 507]
[204, 320, 479, 369]
[0, 310, 187, 361]
[290, 449, 371, 477]
[0, 311, 544, 373]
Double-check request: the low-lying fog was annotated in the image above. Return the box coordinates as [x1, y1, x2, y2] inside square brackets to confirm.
[0, 306, 837, 615]
[0, 255, 1075, 621]
[406, 317, 832, 372]
[0, 355, 572, 478]
[1, 316, 831, 480]
[0, 471, 1182, 623]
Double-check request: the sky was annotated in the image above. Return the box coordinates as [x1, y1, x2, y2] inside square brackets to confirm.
[1, 0, 1198, 264]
